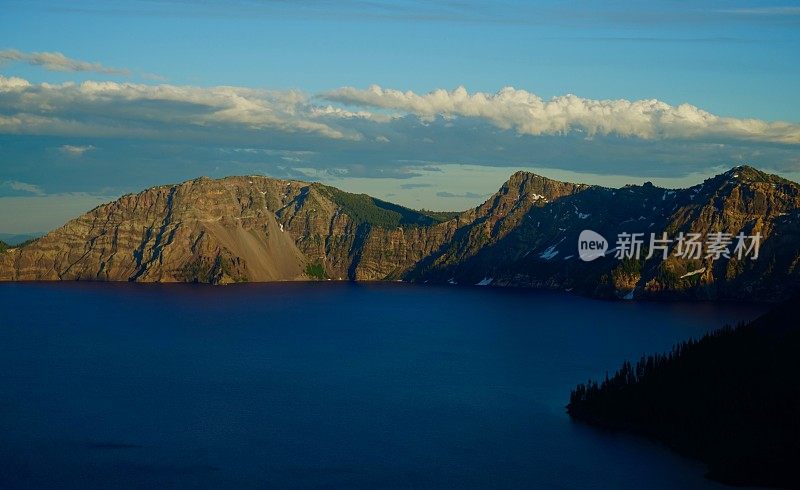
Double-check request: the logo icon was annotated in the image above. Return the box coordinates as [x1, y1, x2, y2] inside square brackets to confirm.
[578, 230, 607, 262]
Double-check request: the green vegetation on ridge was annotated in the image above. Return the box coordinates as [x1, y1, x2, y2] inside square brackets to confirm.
[304, 261, 328, 279]
[315, 184, 457, 228]
[16, 237, 39, 248]
[0, 238, 39, 254]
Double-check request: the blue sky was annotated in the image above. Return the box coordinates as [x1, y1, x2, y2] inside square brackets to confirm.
[1, 0, 799, 232]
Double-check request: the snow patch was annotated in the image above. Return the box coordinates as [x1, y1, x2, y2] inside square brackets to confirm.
[573, 205, 590, 219]
[680, 267, 706, 279]
[275, 213, 285, 232]
[539, 237, 566, 260]
[476, 277, 493, 286]
[539, 246, 559, 260]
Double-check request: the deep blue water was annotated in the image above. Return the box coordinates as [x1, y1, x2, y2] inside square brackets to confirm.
[0, 282, 766, 489]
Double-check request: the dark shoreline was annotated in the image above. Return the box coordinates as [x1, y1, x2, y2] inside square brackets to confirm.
[567, 298, 800, 488]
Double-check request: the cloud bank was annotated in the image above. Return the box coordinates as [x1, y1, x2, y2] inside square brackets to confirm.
[3, 75, 797, 152]
[0, 75, 361, 140]
[324, 85, 800, 145]
[1, 74, 799, 204]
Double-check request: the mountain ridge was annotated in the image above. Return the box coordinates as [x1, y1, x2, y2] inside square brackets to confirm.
[3, 165, 800, 301]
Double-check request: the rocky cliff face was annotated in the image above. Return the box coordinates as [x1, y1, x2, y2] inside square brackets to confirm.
[407, 171, 588, 278]
[413, 166, 800, 301]
[2, 165, 800, 301]
[0, 176, 465, 284]
[0, 177, 309, 283]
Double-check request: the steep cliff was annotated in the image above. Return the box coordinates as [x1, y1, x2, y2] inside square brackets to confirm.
[0, 177, 308, 283]
[414, 166, 800, 301]
[407, 171, 588, 278]
[0, 176, 465, 284]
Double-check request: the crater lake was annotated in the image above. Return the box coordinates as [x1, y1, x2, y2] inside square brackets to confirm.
[0, 282, 765, 488]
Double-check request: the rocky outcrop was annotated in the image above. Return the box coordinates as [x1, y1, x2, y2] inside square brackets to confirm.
[0, 176, 469, 284]
[0, 177, 308, 283]
[407, 171, 588, 278]
[3, 165, 800, 301]
[413, 166, 800, 301]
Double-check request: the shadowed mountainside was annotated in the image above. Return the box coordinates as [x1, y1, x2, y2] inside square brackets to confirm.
[2, 165, 800, 300]
[412, 165, 800, 301]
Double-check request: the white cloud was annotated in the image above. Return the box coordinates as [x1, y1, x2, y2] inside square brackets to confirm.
[59, 145, 96, 156]
[0, 49, 130, 75]
[4, 75, 797, 149]
[309, 104, 386, 121]
[323, 85, 800, 145]
[1, 75, 799, 187]
[0, 76, 30, 90]
[0, 75, 362, 140]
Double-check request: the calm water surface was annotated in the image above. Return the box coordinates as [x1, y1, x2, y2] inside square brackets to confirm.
[0, 282, 766, 488]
